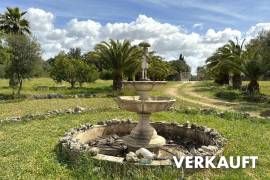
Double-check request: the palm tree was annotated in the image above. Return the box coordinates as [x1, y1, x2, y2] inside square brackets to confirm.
[206, 45, 230, 85]
[124, 59, 141, 81]
[95, 39, 142, 90]
[228, 48, 270, 93]
[0, 7, 30, 35]
[148, 54, 171, 81]
[223, 39, 245, 89]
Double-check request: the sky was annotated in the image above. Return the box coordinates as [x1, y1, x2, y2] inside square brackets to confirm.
[1, 0, 270, 74]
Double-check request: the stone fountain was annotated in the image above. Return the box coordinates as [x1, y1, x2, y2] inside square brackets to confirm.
[59, 42, 225, 166]
[115, 43, 175, 153]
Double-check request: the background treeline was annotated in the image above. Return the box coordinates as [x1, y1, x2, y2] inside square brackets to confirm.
[197, 31, 270, 94]
[0, 7, 191, 93]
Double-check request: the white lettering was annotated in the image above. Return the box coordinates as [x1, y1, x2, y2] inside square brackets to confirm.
[172, 156, 258, 169]
[194, 156, 204, 168]
[229, 156, 241, 169]
[205, 156, 216, 168]
[217, 156, 229, 168]
[185, 156, 193, 168]
[242, 156, 250, 168]
[250, 156, 258, 168]
[173, 156, 185, 168]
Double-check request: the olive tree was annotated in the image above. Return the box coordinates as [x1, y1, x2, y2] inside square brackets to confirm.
[5, 34, 42, 95]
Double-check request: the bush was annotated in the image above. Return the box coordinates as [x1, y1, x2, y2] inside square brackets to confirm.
[50, 53, 99, 87]
[215, 91, 239, 101]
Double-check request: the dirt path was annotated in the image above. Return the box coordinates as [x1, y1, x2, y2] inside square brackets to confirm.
[185, 84, 238, 106]
[165, 83, 231, 111]
[165, 82, 261, 117]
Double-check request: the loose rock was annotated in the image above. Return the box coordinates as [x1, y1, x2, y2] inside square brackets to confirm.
[126, 152, 139, 162]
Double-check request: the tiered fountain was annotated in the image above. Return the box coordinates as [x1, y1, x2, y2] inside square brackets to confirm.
[115, 42, 175, 153]
[59, 42, 225, 166]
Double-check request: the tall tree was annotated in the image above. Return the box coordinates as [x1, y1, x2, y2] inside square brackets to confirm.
[223, 39, 245, 89]
[206, 45, 230, 85]
[50, 52, 98, 88]
[5, 35, 42, 95]
[169, 54, 191, 81]
[0, 7, 30, 35]
[95, 39, 142, 90]
[68, 47, 81, 60]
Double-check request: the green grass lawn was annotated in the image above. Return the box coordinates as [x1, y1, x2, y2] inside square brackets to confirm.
[0, 78, 112, 97]
[0, 98, 116, 119]
[1, 78, 270, 179]
[1, 110, 270, 179]
[258, 81, 270, 96]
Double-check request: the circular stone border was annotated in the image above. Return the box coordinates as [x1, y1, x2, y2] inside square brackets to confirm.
[59, 119, 226, 166]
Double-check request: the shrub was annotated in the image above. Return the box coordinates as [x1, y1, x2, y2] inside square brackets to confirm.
[215, 91, 239, 101]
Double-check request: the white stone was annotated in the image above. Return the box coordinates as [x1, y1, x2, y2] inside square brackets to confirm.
[135, 148, 156, 160]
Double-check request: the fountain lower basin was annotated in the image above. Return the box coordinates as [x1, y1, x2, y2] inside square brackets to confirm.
[59, 120, 225, 166]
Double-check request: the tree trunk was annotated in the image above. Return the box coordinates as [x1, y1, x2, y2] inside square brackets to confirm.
[17, 79, 23, 95]
[113, 73, 122, 90]
[248, 80, 259, 93]
[71, 81, 76, 88]
[232, 73, 242, 89]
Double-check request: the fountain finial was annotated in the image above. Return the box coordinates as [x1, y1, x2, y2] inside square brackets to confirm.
[139, 42, 150, 80]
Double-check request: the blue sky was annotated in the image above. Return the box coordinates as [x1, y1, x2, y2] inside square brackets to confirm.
[1, 0, 269, 33]
[1, 0, 270, 73]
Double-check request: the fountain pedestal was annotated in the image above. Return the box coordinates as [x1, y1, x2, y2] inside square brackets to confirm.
[122, 113, 166, 153]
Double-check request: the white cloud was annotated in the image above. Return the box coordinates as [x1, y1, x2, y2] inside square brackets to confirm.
[203, 28, 241, 43]
[67, 19, 101, 38]
[193, 23, 203, 30]
[25, 8, 54, 32]
[246, 23, 270, 38]
[22, 8, 265, 74]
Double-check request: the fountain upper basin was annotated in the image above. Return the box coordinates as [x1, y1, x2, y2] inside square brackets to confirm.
[115, 96, 175, 113]
[122, 81, 166, 91]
